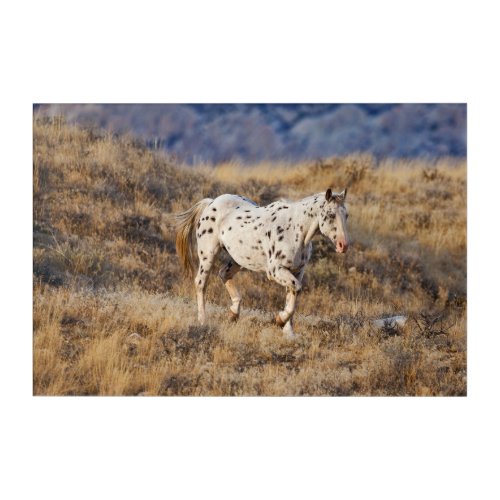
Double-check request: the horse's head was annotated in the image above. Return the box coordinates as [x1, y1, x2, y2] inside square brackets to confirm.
[319, 188, 350, 253]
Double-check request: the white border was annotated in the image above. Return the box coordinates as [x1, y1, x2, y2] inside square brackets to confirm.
[2, 1, 499, 499]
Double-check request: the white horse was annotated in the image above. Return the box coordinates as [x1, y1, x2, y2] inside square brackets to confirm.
[174, 188, 350, 338]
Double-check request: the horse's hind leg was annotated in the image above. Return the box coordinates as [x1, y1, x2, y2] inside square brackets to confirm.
[219, 259, 242, 321]
[195, 240, 220, 324]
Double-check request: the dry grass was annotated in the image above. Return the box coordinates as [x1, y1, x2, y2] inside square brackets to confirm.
[33, 115, 467, 396]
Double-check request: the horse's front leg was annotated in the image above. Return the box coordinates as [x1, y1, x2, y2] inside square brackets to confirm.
[273, 267, 302, 338]
[277, 289, 299, 339]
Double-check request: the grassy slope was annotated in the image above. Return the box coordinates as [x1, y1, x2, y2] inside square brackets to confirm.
[33, 116, 467, 395]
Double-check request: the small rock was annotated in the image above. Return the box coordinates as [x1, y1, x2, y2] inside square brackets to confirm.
[348, 266, 356, 273]
[127, 332, 144, 342]
[372, 315, 408, 329]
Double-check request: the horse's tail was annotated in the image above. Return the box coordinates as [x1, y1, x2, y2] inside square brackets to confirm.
[174, 198, 213, 278]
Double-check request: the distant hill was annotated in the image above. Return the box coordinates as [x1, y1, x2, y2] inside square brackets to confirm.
[34, 103, 466, 164]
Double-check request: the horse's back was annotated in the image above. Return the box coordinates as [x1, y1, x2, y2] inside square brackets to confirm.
[200, 194, 258, 222]
[195, 193, 259, 241]
[211, 193, 258, 210]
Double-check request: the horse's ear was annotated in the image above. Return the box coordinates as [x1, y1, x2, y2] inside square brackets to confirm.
[325, 188, 333, 202]
[332, 188, 347, 204]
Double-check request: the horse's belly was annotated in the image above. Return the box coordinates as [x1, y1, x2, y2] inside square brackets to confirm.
[219, 233, 267, 272]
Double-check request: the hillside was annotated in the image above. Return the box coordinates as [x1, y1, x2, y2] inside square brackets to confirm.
[35, 103, 467, 164]
[33, 116, 467, 395]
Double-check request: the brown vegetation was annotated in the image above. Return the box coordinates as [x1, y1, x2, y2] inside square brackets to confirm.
[33, 116, 466, 395]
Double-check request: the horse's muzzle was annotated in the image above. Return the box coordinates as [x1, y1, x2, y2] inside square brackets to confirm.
[336, 239, 349, 253]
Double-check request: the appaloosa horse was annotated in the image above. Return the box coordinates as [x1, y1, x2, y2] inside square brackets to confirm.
[174, 188, 349, 338]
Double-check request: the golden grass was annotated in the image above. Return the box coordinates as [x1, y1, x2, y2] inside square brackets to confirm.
[33, 115, 467, 396]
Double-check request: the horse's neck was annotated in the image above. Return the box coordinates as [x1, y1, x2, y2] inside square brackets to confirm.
[297, 194, 323, 245]
[304, 220, 319, 245]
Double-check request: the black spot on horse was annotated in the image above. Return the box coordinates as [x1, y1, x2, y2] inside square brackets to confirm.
[228, 226, 232, 231]
[208, 228, 213, 233]
[212, 207, 217, 212]
[271, 217, 277, 222]
[278, 235, 284, 241]
[237, 216, 242, 220]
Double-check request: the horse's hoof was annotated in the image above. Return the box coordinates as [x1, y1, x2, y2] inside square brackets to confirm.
[228, 310, 239, 322]
[275, 313, 286, 327]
